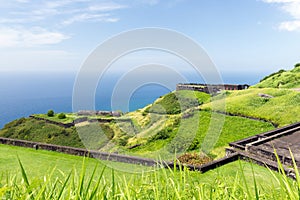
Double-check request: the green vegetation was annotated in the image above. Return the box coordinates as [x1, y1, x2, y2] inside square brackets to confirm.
[203, 88, 300, 127]
[34, 113, 76, 124]
[1, 65, 300, 198]
[129, 110, 273, 159]
[58, 112, 66, 119]
[0, 88, 276, 159]
[255, 64, 300, 88]
[77, 123, 114, 150]
[47, 109, 54, 117]
[0, 144, 298, 199]
[147, 90, 210, 114]
[0, 118, 83, 148]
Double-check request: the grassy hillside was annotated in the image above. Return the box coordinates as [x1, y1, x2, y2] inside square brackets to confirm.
[127, 110, 273, 159]
[1, 67, 300, 198]
[0, 89, 275, 159]
[1, 66, 300, 160]
[254, 63, 300, 88]
[146, 90, 210, 114]
[0, 144, 293, 199]
[202, 88, 300, 126]
[0, 118, 83, 147]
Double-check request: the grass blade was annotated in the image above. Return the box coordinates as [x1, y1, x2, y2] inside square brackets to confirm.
[17, 156, 29, 187]
[57, 170, 72, 200]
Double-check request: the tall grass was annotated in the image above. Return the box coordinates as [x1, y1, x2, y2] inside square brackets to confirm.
[1, 155, 299, 199]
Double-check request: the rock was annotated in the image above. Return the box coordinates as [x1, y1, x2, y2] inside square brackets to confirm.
[258, 93, 274, 98]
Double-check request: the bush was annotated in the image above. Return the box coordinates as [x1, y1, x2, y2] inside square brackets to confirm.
[47, 110, 54, 117]
[58, 113, 66, 119]
[177, 152, 213, 166]
[117, 136, 129, 146]
[151, 128, 171, 141]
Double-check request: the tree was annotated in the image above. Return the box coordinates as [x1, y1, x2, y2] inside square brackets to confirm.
[47, 110, 54, 117]
[295, 63, 300, 68]
[58, 113, 66, 119]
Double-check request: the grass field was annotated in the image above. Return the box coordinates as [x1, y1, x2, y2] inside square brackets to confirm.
[0, 144, 298, 199]
[202, 88, 300, 126]
[254, 65, 300, 89]
[128, 111, 274, 159]
[0, 118, 83, 148]
[34, 113, 76, 124]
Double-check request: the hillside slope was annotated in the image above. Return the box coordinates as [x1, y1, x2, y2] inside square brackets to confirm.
[1, 65, 300, 160]
[202, 88, 300, 127]
[253, 63, 300, 89]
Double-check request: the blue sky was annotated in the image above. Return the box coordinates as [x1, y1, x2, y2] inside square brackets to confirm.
[0, 0, 299, 81]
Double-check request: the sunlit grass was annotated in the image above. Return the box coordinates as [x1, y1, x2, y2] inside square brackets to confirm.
[0, 144, 299, 199]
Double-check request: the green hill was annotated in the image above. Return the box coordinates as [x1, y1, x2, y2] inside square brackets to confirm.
[202, 88, 300, 127]
[254, 63, 300, 89]
[1, 65, 300, 161]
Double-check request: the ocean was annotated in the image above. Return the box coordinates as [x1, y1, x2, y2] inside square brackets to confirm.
[0, 71, 261, 129]
[0, 71, 171, 128]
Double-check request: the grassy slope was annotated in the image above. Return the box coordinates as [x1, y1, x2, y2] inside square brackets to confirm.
[0, 144, 287, 199]
[0, 89, 275, 158]
[34, 113, 76, 124]
[128, 111, 273, 159]
[147, 90, 210, 114]
[0, 118, 83, 148]
[202, 88, 300, 126]
[254, 65, 300, 89]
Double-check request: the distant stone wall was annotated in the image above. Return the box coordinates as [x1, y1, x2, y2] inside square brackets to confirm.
[176, 83, 250, 94]
[29, 115, 74, 128]
[77, 110, 121, 117]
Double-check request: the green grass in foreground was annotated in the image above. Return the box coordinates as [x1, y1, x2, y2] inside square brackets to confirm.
[0, 144, 299, 199]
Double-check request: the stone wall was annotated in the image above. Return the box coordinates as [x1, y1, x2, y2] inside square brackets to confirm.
[0, 137, 158, 166]
[176, 83, 250, 94]
[0, 136, 246, 173]
[29, 115, 74, 128]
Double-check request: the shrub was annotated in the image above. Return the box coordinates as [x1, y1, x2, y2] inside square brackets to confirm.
[177, 152, 213, 166]
[117, 136, 129, 146]
[153, 129, 171, 140]
[47, 110, 54, 117]
[58, 113, 66, 119]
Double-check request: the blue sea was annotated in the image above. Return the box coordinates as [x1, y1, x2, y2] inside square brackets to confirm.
[0, 71, 261, 129]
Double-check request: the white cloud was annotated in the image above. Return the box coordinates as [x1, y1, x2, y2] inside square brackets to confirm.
[263, 0, 300, 31]
[0, 1, 127, 26]
[281, 1, 300, 18]
[0, 1, 127, 47]
[0, 27, 69, 47]
[15, 0, 30, 3]
[62, 13, 119, 25]
[279, 20, 300, 31]
[88, 3, 128, 12]
[263, 0, 297, 3]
